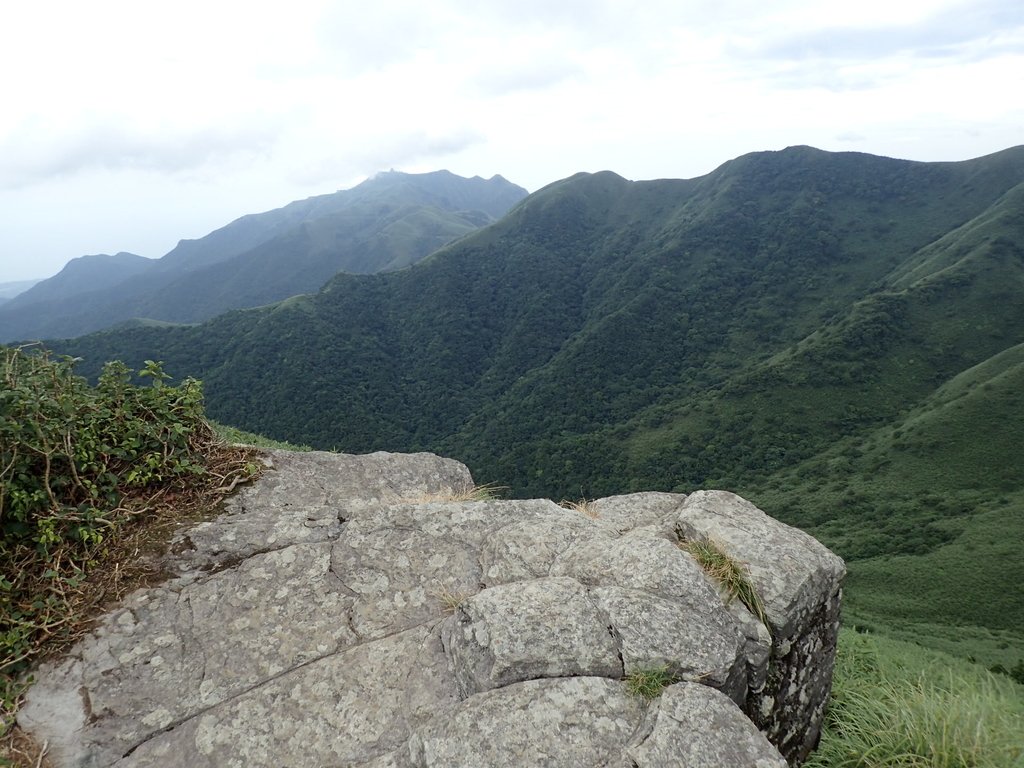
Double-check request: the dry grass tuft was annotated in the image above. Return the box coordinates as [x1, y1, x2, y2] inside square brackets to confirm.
[434, 584, 473, 615]
[559, 498, 600, 519]
[401, 482, 507, 504]
[2, 723, 52, 767]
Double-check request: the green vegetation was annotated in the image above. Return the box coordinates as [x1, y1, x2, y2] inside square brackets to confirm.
[808, 630, 1024, 767]
[0, 346, 258, 745]
[8, 311, 1024, 765]
[678, 534, 769, 630]
[624, 666, 677, 699]
[40, 145, 1024, 669]
[211, 421, 312, 451]
[748, 340, 1024, 661]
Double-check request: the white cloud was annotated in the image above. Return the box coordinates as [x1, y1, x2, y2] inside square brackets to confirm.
[1, 0, 1022, 282]
[0, 117, 281, 188]
[731, 0, 1024, 89]
[285, 128, 485, 187]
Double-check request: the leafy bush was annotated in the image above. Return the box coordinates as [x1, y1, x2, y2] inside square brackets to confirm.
[1, 346, 258, 734]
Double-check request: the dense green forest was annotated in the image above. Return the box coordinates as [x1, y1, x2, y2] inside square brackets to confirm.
[43, 145, 1024, 669]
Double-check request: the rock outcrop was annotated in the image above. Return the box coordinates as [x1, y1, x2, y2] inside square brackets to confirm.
[18, 450, 845, 767]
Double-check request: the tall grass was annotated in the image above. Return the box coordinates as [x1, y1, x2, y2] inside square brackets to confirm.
[677, 533, 770, 629]
[808, 629, 1024, 767]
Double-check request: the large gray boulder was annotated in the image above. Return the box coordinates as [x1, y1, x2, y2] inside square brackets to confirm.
[18, 450, 844, 767]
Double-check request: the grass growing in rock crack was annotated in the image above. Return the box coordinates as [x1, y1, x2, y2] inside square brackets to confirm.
[559, 498, 600, 518]
[677, 532, 769, 630]
[434, 585, 472, 614]
[625, 667, 677, 699]
[402, 482, 507, 503]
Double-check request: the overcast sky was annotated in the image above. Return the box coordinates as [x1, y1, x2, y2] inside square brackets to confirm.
[2, 0, 1022, 283]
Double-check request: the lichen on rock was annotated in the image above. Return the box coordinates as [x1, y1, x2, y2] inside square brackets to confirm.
[17, 450, 844, 767]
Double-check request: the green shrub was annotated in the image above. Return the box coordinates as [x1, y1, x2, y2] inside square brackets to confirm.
[0, 346, 257, 734]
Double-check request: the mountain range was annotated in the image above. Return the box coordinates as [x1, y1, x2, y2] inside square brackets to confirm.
[37, 145, 1024, 670]
[0, 279, 42, 307]
[0, 171, 527, 342]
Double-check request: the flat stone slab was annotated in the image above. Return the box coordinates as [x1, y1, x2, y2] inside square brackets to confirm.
[444, 577, 623, 695]
[18, 450, 844, 767]
[627, 682, 787, 768]
[410, 677, 645, 767]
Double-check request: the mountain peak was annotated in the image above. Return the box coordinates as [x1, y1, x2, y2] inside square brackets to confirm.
[0, 252, 153, 314]
[0, 171, 527, 341]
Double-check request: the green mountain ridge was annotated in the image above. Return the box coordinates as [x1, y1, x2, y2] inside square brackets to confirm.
[41, 145, 1024, 668]
[2, 252, 151, 311]
[0, 171, 527, 342]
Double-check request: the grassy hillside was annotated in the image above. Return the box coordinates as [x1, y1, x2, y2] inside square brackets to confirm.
[41, 145, 1024, 669]
[807, 629, 1023, 767]
[748, 348, 1024, 663]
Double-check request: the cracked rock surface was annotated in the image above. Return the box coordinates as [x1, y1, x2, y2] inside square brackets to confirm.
[18, 450, 844, 767]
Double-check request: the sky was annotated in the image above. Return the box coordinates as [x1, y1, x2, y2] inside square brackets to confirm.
[2, 0, 1023, 283]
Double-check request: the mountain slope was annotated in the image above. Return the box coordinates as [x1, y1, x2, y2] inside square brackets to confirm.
[749, 339, 1024, 663]
[0, 171, 527, 341]
[42, 145, 1024, 667]
[2, 252, 152, 311]
[0, 279, 42, 301]
[152, 169, 525, 274]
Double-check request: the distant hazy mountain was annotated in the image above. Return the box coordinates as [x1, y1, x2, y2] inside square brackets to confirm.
[0, 279, 43, 306]
[0, 171, 527, 341]
[151, 169, 525, 275]
[2, 253, 153, 314]
[48, 145, 1024, 670]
